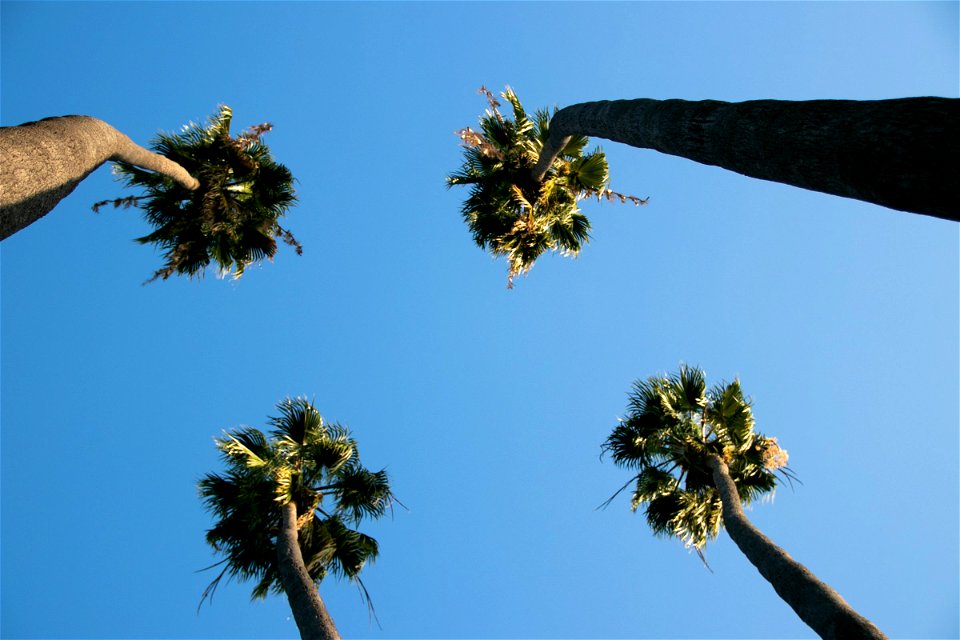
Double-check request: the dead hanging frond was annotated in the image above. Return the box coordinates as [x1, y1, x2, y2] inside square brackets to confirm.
[91, 195, 149, 213]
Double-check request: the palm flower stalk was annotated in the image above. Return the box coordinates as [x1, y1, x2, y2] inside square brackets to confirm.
[603, 365, 886, 640]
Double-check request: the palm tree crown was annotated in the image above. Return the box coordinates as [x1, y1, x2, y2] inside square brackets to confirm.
[198, 398, 393, 608]
[95, 105, 300, 282]
[447, 87, 644, 287]
[603, 365, 794, 551]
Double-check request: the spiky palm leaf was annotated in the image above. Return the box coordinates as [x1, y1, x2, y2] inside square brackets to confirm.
[448, 87, 643, 287]
[603, 365, 796, 551]
[198, 398, 394, 609]
[94, 105, 300, 282]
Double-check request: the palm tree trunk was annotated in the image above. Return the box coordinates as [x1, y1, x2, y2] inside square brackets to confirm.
[0, 115, 199, 240]
[276, 501, 342, 640]
[534, 97, 959, 221]
[706, 454, 886, 640]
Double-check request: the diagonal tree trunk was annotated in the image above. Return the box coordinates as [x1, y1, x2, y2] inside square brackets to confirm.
[0, 115, 199, 241]
[276, 500, 342, 640]
[534, 97, 959, 221]
[706, 454, 886, 640]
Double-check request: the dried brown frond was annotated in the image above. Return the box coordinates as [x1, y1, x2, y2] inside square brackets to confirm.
[237, 123, 274, 147]
[455, 127, 501, 159]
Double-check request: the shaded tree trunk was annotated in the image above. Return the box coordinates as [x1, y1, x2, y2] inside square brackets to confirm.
[706, 454, 886, 640]
[0, 115, 199, 240]
[534, 97, 959, 221]
[276, 501, 341, 640]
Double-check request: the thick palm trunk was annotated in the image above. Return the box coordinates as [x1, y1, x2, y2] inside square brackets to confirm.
[0, 115, 199, 240]
[706, 454, 885, 640]
[277, 502, 340, 640]
[276, 501, 341, 640]
[535, 97, 959, 221]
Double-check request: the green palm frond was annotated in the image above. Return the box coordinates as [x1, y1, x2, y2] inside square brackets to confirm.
[329, 463, 394, 524]
[98, 105, 300, 283]
[269, 397, 325, 445]
[449, 87, 644, 287]
[217, 427, 270, 467]
[604, 366, 796, 555]
[198, 398, 394, 609]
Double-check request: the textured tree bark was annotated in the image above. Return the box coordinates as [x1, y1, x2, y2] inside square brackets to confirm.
[0, 115, 199, 241]
[706, 454, 886, 640]
[276, 501, 341, 640]
[534, 97, 959, 221]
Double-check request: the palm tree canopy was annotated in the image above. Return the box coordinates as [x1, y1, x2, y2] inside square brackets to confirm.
[603, 365, 794, 550]
[94, 105, 301, 282]
[198, 398, 393, 604]
[447, 87, 644, 287]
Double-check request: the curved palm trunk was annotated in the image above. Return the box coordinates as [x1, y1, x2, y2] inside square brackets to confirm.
[534, 97, 959, 221]
[0, 115, 199, 240]
[276, 501, 341, 640]
[706, 454, 885, 640]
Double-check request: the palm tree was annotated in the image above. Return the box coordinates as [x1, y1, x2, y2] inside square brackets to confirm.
[603, 366, 886, 640]
[198, 398, 394, 640]
[533, 96, 958, 221]
[0, 114, 198, 240]
[447, 87, 646, 287]
[1, 106, 301, 282]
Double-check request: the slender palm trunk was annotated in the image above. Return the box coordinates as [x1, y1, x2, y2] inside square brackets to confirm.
[534, 97, 959, 221]
[0, 115, 199, 240]
[706, 454, 885, 640]
[276, 501, 341, 640]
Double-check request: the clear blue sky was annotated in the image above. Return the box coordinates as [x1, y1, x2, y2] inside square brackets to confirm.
[1, 2, 957, 639]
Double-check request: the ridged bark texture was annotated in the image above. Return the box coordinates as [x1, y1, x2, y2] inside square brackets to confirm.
[706, 454, 886, 640]
[0, 115, 198, 240]
[538, 97, 959, 221]
[276, 501, 341, 640]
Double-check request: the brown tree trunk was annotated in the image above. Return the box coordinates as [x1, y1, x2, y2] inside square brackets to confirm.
[706, 454, 886, 640]
[276, 500, 341, 640]
[535, 97, 959, 221]
[0, 115, 199, 240]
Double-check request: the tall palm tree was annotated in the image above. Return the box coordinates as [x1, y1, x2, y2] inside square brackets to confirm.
[1, 106, 301, 282]
[534, 96, 958, 221]
[0, 114, 198, 240]
[198, 398, 394, 640]
[603, 366, 886, 640]
[447, 87, 645, 287]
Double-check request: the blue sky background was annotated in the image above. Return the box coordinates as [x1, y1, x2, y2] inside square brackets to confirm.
[1, 2, 957, 639]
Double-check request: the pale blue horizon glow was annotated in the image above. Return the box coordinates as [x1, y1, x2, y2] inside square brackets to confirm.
[2, 2, 957, 639]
